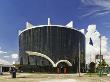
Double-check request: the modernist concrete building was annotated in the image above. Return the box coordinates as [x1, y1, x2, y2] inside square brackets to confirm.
[18, 18, 85, 73]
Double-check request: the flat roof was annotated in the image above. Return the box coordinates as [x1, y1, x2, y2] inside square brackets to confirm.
[19, 25, 84, 36]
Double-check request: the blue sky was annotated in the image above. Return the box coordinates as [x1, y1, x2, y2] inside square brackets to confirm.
[0, 0, 110, 63]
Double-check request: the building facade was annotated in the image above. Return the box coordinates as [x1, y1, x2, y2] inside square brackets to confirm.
[19, 20, 85, 73]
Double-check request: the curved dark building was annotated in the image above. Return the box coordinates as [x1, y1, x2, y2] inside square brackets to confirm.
[19, 20, 85, 73]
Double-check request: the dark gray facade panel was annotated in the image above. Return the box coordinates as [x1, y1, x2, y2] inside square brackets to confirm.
[19, 26, 85, 72]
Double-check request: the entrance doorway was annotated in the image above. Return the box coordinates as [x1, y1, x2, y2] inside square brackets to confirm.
[57, 62, 69, 73]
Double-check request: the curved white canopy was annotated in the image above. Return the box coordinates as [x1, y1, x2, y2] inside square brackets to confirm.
[55, 60, 72, 67]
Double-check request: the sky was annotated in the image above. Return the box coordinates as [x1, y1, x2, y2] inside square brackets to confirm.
[0, 0, 110, 64]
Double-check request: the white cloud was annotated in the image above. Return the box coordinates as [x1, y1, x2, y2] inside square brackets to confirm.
[0, 47, 7, 54]
[80, 9, 102, 18]
[82, 0, 110, 7]
[103, 55, 110, 64]
[0, 51, 7, 54]
[102, 22, 110, 28]
[11, 54, 18, 59]
[0, 47, 19, 65]
[0, 58, 10, 65]
[81, 0, 110, 17]
[85, 24, 110, 64]
[3, 55, 10, 58]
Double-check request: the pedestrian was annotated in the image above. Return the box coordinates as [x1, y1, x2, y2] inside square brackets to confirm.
[10, 67, 17, 78]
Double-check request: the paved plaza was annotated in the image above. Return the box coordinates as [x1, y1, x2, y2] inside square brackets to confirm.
[0, 73, 110, 82]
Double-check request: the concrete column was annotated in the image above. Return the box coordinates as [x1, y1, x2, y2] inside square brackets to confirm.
[0, 66, 3, 75]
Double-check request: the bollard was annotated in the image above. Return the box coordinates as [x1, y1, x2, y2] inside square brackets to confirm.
[57, 68, 60, 74]
[64, 68, 67, 74]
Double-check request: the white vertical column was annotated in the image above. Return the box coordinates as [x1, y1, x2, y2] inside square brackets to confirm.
[48, 18, 51, 25]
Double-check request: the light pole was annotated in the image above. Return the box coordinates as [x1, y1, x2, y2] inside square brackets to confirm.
[90, 52, 92, 77]
[99, 35, 102, 77]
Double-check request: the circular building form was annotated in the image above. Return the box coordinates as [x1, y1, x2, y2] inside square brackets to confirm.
[19, 20, 85, 73]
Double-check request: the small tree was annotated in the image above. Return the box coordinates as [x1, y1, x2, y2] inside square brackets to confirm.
[98, 59, 108, 67]
[97, 59, 109, 74]
[89, 62, 96, 73]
